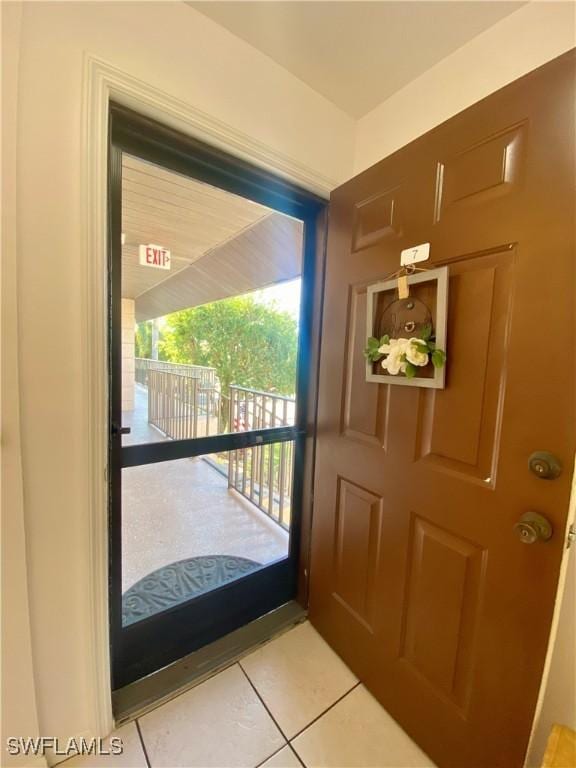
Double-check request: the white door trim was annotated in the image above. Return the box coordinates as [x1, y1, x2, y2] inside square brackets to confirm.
[80, 53, 336, 735]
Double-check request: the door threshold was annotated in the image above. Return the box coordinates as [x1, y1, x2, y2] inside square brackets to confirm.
[113, 601, 306, 725]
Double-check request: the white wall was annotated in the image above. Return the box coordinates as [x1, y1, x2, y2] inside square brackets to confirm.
[9, 1, 354, 761]
[121, 300, 135, 411]
[527, 548, 576, 766]
[1, 2, 45, 765]
[354, 2, 576, 174]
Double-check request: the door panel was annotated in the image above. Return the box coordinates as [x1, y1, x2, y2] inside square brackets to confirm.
[401, 516, 486, 713]
[415, 248, 514, 481]
[333, 477, 384, 632]
[342, 287, 391, 447]
[352, 185, 404, 250]
[435, 122, 525, 223]
[310, 52, 575, 768]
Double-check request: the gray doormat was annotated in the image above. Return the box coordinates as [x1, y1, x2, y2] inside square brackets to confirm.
[122, 555, 262, 627]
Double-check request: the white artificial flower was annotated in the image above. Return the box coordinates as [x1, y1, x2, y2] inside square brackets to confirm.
[383, 352, 405, 375]
[379, 337, 410, 354]
[378, 337, 402, 354]
[381, 338, 410, 375]
[405, 338, 429, 367]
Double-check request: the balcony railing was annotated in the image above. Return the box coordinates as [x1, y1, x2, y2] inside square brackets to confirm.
[135, 357, 218, 391]
[228, 386, 295, 530]
[137, 360, 295, 530]
[147, 369, 227, 440]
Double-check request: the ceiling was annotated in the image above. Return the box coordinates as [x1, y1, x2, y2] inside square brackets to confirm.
[121, 155, 303, 321]
[135, 211, 303, 322]
[122, 154, 269, 300]
[188, 1, 524, 118]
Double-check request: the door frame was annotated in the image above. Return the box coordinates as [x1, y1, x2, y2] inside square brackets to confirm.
[108, 104, 326, 688]
[81, 55, 332, 734]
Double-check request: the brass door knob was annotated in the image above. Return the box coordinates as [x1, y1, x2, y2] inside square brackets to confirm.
[514, 511, 553, 544]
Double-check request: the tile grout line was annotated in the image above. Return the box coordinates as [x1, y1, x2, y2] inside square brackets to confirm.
[130, 655, 359, 768]
[289, 680, 362, 743]
[288, 742, 307, 768]
[238, 661, 290, 743]
[135, 719, 152, 768]
[118, 656, 240, 725]
[116, 617, 303, 727]
[241, 651, 361, 767]
[253, 742, 290, 768]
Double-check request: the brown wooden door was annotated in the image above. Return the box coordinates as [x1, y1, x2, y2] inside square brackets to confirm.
[309, 52, 575, 768]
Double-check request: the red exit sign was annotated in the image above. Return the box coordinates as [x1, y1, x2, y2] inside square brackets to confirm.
[138, 244, 171, 270]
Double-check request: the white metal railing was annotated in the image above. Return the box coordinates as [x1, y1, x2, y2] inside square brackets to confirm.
[227, 385, 295, 530]
[135, 358, 217, 391]
[137, 363, 295, 530]
[147, 369, 228, 440]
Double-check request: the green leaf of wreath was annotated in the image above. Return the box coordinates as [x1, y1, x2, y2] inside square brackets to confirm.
[364, 336, 383, 362]
[419, 323, 433, 341]
[404, 362, 418, 378]
[431, 349, 447, 368]
[411, 340, 429, 354]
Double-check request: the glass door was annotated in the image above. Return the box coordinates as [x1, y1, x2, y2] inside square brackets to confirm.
[108, 106, 325, 689]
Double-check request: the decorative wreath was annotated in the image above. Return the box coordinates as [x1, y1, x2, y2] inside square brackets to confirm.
[364, 323, 446, 379]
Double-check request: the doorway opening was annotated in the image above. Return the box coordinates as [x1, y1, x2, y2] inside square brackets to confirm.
[109, 106, 325, 690]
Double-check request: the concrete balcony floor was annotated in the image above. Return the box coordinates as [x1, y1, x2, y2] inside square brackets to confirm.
[121, 385, 289, 594]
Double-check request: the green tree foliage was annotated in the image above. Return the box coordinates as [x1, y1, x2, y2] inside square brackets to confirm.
[159, 296, 298, 397]
[135, 320, 152, 359]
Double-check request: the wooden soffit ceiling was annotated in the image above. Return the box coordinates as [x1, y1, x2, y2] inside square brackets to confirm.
[121, 155, 303, 322]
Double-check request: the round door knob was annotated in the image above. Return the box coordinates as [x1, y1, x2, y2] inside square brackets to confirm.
[528, 451, 562, 480]
[514, 511, 553, 544]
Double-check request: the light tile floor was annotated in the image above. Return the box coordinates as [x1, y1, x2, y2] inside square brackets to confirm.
[61, 622, 436, 768]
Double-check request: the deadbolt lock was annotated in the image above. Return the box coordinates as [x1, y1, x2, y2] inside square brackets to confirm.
[528, 451, 562, 480]
[514, 511, 553, 544]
